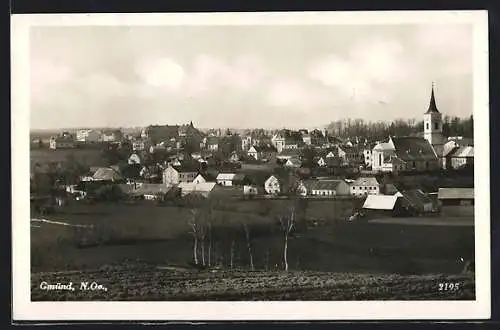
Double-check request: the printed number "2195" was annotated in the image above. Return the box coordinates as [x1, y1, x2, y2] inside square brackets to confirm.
[438, 283, 460, 291]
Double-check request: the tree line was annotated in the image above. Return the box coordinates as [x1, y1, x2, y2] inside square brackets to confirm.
[327, 116, 473, 140]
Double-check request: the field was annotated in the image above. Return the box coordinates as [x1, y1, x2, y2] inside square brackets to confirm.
[31, 265, 475, 301]
[30, 148, 107, 167]
[30, 194, 475, 301]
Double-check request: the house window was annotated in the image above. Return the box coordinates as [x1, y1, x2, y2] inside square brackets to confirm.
[413, 161, 416, 168]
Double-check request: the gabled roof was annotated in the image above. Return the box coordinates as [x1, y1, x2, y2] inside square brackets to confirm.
[250, 144, 277, 153]
[277, 149, 301, 157]
[303, 179, 345, 191]
[363, 195, 399, 210]
[400, 189, 434, 207]
[286, 158, 302, 166]
[178, 182, 217, 193]
[352, 176, 379, 187]
[438, 188, 474, 200]
[92, 167, 123, 181]
[450, 146, 474, 158]
[391, 137, 438, 161]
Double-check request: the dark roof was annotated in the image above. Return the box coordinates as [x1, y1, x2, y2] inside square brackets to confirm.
[438, 188, 474, 200]
[252, 145, 277, 153]
[425, 86, 440, 114]
[391, 137, 437, 161]
[206, 136, 219, 145]
[303, 179, 345, 191]
[146, 125, 180, 144]
[400, 189, 434, 207]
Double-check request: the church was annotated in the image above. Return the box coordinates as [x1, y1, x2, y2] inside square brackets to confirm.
[371, 84, 450, 173]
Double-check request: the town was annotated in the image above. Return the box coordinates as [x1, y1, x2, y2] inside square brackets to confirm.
[30, 86, 476, 301]
[31, 86, 474, 216]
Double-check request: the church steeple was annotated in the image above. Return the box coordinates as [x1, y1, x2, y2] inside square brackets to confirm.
[426, 82, 440, 114]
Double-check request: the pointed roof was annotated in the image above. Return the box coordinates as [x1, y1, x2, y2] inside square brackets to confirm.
[426, 84, 440, 114]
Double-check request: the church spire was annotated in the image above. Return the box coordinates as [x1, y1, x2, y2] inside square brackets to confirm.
[426, 82, 440, 114]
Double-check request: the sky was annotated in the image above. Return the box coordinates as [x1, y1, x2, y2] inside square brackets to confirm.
[29, 23, 473, 130]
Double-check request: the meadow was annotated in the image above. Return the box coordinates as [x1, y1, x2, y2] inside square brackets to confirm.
[31, 199, 474, 277]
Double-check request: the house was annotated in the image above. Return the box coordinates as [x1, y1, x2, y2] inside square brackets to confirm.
[340, 146, 364, 165]
[76, 129, 101, 143]
[447, 146, 474, 170]
[350, 177, 380, 197]
[271, 131, 303, 152]
[247, 145, 277, 161]
[216, 173, 246, 186]
[101, 130, 123, 142]
[49, 136, 75, 150]
[243, 185, 260, 196]
[192, 174, 207, 184]
[229, 151, 240, 163]
[128, 153, 141, 165]
[285, 157, 302, 168]
[396, 189, 439, 214]
[437, 188, 474, 206]
[299, 179, 350, 197]
[206, 137, 219, 151]
[162, 164, 198, 185]
[276, 149, 301, 161]
[371, 136, 439, 172]
[126, 183, 177, 201]
[264, 172, 296, 195]
[132, 139, 151, 151]
[178, 182, 218, 198]
[92, 167, 123, 182]
[317, 157, 327, 167]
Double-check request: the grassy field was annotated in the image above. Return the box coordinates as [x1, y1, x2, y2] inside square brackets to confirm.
[31, 199, 474, 276]
[31, 265, 475, 301]
[30, 148, 106, 167]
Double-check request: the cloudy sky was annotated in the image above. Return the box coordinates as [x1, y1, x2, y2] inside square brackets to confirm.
[29, 24, 473, 129]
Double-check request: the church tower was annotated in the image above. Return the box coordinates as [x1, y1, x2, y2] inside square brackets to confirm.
[423, 83, 444, 157]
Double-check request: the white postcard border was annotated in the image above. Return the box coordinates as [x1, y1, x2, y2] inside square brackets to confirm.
[11, 10, 490, 321]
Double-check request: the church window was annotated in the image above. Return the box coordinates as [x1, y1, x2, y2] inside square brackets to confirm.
[426, 123, 429, 130]
[434, 122, 439, 130]
[379, 154, 382, 165]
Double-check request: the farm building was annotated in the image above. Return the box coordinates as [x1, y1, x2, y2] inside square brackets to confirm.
[437, 188, 474, 206]
[92, 167, 124, 182]
[298, 179, 350, 197]
[350, 176, 380, 197]
[178, 182, 218, 198]
[276, 149, 301, 161]
[216, 173, 246, 186]
[49, 136, 75, 150]
[396, 189, 439, 214]
[125, 183, 179, 201]
[362, 195, 409, 217]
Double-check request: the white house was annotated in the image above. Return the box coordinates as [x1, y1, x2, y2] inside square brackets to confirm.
[243, 185, 259, 196]
[317, 157, 326, 167]
[299, 180, 350, 197]
[350, 177, 380, 197]
[128, 153, 141, 165]
[192, 174, 207, 184]
[247, 145, 277, 161]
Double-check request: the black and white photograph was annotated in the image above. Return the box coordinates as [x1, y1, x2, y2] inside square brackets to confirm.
[12, 11, 490, 320]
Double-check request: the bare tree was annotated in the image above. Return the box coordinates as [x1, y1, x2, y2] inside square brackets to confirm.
[278, 204, 295, 272]
[230, 239, 235, 269]
[188, 208, 201, 265]
[242, 222, 254, 271]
